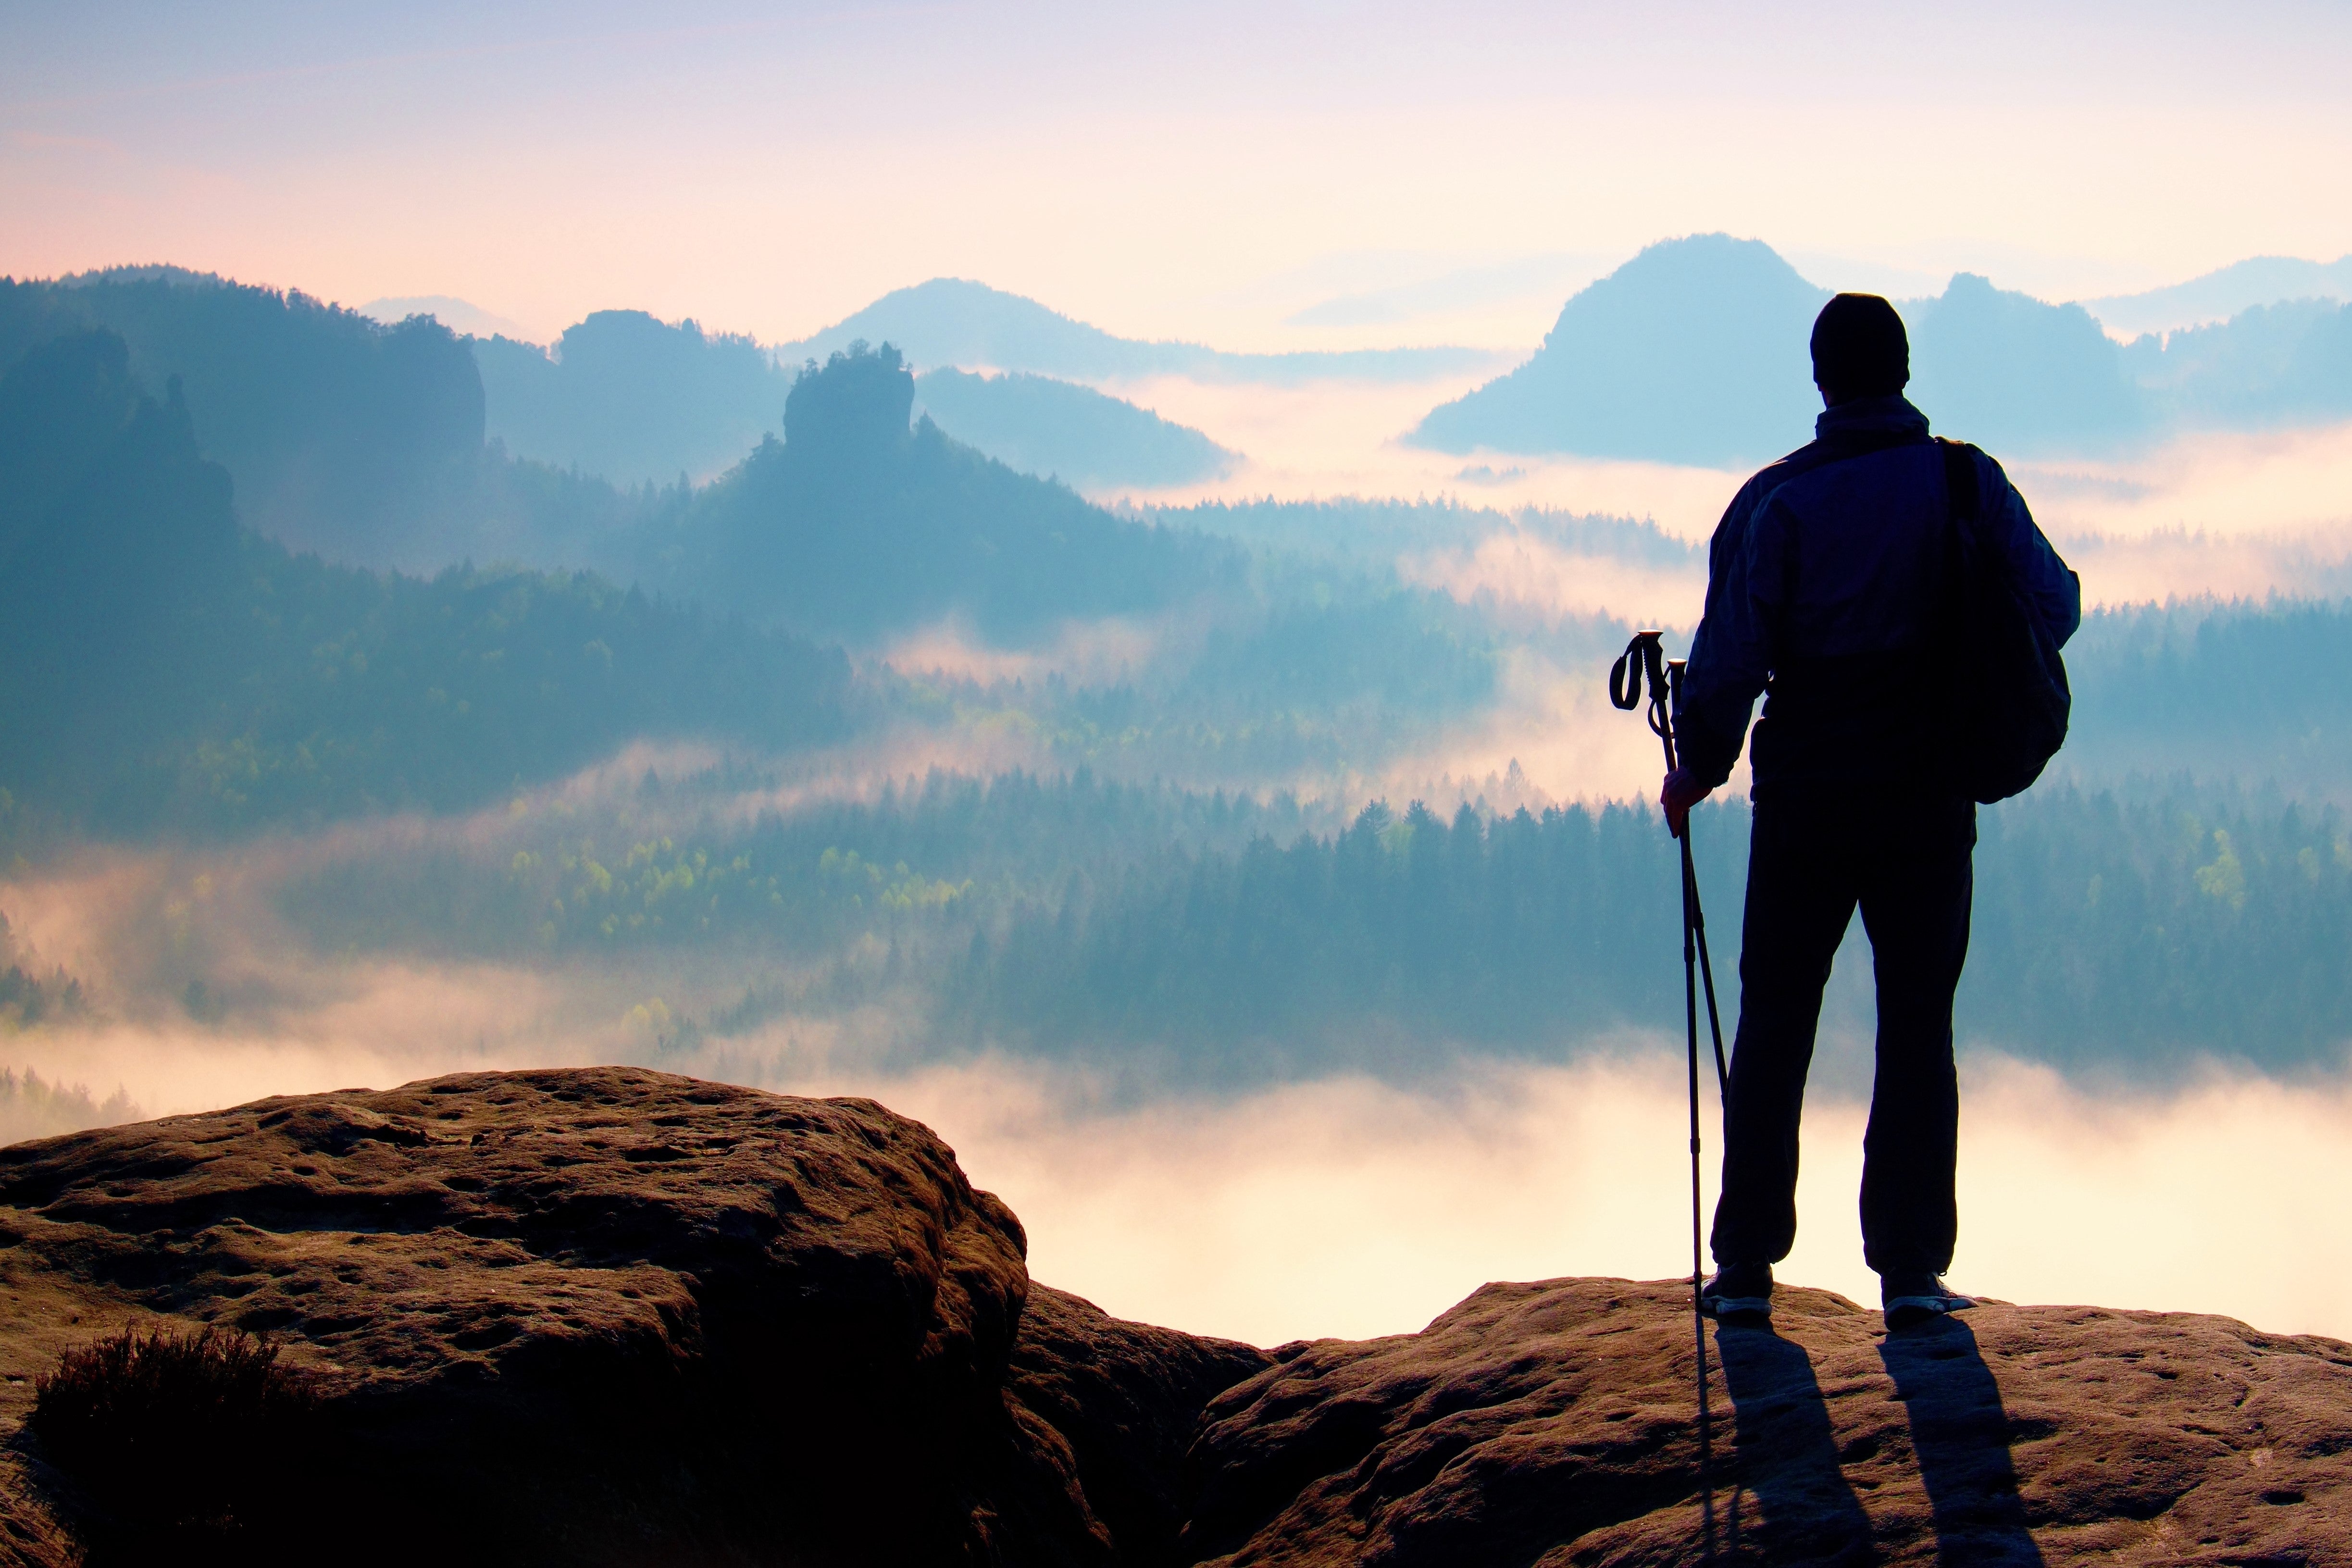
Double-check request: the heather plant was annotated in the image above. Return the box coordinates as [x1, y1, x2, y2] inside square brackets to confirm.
[32, 1323, 318, 1541]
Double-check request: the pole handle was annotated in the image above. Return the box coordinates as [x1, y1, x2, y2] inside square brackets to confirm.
[1608, 631, 1666, 709]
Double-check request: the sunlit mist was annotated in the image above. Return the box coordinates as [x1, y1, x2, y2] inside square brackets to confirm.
[778, 1050, 2352, 1348]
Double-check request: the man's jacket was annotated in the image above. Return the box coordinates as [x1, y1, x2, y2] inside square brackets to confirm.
[1675, 395, 2082, 798]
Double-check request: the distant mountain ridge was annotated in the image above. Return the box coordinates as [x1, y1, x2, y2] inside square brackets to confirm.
[473, 310, 788, 486]
[2085, 255, 2352, 338]
[470, 306, 1244, 492]
[1410, 235, 1828, 467]
[779, 278, 1502, 386]
[1905, 271, 2144, 453]
[912, 368, 1236, 490]
[0, 271, 488, 561]
[1411, 233, 2352, 465]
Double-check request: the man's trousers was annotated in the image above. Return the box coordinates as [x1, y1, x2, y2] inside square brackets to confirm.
[1707, 791, 1977, 1278]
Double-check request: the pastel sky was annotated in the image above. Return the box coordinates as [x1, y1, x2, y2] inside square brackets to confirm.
[6, 0, 2351, 348]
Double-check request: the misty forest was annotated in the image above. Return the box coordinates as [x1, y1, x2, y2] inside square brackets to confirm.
[3, 248, 2352, 1133]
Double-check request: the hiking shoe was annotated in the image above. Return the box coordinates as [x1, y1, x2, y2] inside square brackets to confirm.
[1881, 1273, 1977, 1328]
[1700, 1262, 1773, 1321]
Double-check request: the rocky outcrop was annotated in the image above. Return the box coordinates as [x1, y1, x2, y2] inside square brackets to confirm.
[0, 1068, 1265, 1566]
[0, 1068, 2344, 1565]
[1184, 1277, 2352, 1566]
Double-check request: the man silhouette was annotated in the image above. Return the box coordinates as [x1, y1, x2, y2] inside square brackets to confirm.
[1662, 294, 2080, 1327]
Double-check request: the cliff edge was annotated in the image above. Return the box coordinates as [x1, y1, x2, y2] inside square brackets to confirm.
[0, 1067, 2338, 1565]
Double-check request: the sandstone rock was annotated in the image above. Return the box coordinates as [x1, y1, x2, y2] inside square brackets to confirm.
[0, 1068, 1257, 1566]
[1182, 1276, 2352, 1566]
[1011, 1284, 1274, 1566]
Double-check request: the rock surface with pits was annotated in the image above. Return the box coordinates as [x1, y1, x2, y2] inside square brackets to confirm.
[1184, 1277, 2352, 1566]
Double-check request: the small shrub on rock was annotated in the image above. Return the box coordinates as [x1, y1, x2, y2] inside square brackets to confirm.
[30, 1322, 319, 1541]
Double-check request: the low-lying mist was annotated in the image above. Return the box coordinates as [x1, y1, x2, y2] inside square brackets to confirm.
[1089, 372, 2352, 546]
[1112, 382, 2352, 622]
[1398, 512, 2352, 631]
[876, 1049, 2352, 1348]
[2, 981, 2344, 1349]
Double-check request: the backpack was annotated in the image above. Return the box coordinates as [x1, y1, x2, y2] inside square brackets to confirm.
[1937, 438, 2070, 803]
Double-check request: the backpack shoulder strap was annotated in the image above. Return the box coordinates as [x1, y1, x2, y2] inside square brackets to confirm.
[1938, 437, 1981, 526]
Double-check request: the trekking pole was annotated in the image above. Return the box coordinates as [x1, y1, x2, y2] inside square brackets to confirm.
[1607, 631, 1729, 1089]
[1666, 657, 1732, 1102]
[1608, 630, 1730, 1553]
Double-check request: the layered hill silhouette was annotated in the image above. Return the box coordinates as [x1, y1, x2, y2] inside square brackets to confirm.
[912, 368, 1236, 490]
[0, 271, 484, 561]
[652, 343, 1240, 642]
[19, 254, 2351, 526]
[2086, 254, 2352, 338]
[473, 310, 789, 488]
[472, 303, 1249, 491]
[0, 273, 1255, 531]
[468, 279, 1480, 490]
[1409, 234, 1829, 467]
[1412, 233, 2352, 464]
[0, 1066, 2341, 1565]
[778, 277, 1496, 386]
[0, 330, 846, 834]
[0, 272, 695, 573]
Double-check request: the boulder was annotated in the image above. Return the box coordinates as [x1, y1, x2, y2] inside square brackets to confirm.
[0, 1067, 1264, 1566]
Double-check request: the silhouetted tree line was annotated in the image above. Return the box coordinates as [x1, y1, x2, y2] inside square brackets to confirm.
[953, 796, 1740, 1069]
[951, 787, 2352, 1074]
[281, 764, 2352, 1075]
[0, 912, 83, 1030]
[280, 768, 1321, 957]
[1001, 592, 1500, 786]
[2061, 599, 2352, 796]
[1966, 788, 2352, 1068]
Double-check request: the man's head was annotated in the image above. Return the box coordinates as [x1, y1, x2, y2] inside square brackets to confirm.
[1810, 293, 1909, 405]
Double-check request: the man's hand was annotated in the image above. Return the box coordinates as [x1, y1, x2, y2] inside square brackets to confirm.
[1661, 767, 1713, 838]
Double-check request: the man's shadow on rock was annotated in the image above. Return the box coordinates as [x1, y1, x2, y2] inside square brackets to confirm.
[1717, 1323, 1879, 1566]
[1717, 1316, 2043, 1567]
[1877, 1317, 2045, 1567]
